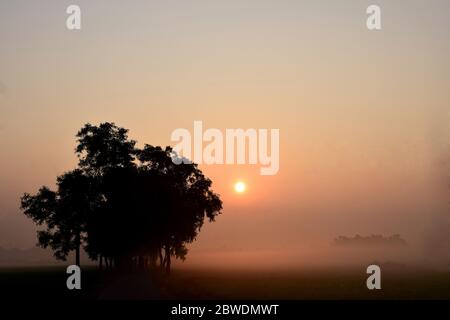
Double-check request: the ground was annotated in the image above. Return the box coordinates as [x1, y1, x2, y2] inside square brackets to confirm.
[0, 265, 449, 300]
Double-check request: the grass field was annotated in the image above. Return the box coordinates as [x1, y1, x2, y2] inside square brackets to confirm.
[1, 265, 449, 300]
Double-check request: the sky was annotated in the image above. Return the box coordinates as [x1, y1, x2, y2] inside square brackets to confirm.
[0, 0, 449, 268]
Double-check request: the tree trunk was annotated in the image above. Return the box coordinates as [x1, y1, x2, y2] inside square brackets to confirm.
[159, 248, 164, 272]
[99, 255, 103, 270]
[165, 246, 171, 275]
[75, 234, 81, 266]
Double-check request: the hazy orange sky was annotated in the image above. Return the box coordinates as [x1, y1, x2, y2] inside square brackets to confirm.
[0, 0, 448, 267]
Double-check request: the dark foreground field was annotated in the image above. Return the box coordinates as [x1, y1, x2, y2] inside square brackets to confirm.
[1, 265, 449, 300]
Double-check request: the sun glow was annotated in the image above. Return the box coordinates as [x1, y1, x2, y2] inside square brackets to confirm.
[234, 181, 246, 193]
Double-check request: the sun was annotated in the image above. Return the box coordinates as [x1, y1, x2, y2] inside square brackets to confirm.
[234, 181, 246, 193]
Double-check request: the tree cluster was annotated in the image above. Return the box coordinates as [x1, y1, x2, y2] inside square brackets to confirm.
[20, 123, 222, 274]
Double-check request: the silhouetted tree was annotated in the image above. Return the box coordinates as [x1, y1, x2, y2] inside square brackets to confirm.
[75, 122, 137, 268]
[75, 122, 136, 175]
[21, 122, 222, 274]
[136, 145, 222, 273]
[20, 169, 97, 266]
[84, 145, 222, 274]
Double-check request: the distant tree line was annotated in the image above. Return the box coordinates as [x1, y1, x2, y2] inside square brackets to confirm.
[20, 123, 222, 274]
[334, 234, 407, 247]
